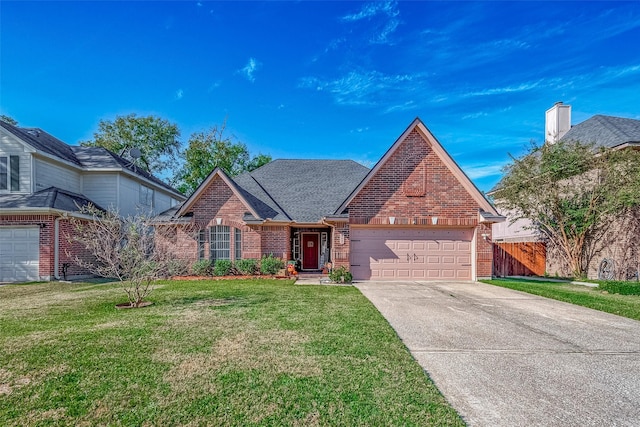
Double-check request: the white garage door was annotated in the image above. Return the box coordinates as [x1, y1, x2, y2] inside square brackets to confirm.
[350, 228, 473, 280]
[0, 227, 40, 282]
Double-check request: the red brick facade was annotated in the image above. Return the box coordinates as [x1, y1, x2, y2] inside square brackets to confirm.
[345, 128, 493, 278]
[156, 122, 497, 279]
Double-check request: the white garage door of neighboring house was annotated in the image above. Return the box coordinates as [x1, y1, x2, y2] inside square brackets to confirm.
[0, 227, 40, 283]
[350, 228, 473, 280]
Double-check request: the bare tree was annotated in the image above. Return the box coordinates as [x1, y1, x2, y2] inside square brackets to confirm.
[67, 206, 185, 307]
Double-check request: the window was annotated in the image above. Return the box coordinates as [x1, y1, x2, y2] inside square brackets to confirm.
[198, 230, 206, 260]
[210, 225, 230, 261]
[0, 156, 19, 192]
[140, 184, 154, 207]
[0, 157, 7, 190]
[235, 228, 242, 260]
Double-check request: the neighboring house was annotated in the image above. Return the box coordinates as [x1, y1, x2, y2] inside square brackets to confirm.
[490, 102, 640, 279]
[156, 118, 503, 281]
[0, 120, 186, 283]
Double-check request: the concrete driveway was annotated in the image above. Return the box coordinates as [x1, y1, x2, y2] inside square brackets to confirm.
[355, 280, 640, 427]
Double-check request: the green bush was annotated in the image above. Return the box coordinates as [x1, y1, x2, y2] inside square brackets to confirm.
[162, 259, 190, 278]
[329, 266, 353, 284]
[191, 260, 213, 276]
[260, 255, 284, 275]
[214, 259, 234, 276]
[598, 281, 640, 295]
[235, 258, 258, 275]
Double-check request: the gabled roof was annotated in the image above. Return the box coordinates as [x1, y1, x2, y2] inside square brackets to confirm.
[175, 160, 370, 224]
[336, 117, 499, 216]
[176, 168, 263, 220]
[238, 159, 369, 223]
[0, 186, 103, 212]
[0, 120, 183, 197]
[560, 114, 640, 149]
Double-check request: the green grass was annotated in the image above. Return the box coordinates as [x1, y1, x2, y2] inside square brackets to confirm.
[0, 279, 463, 426]
[481, 278, 640, 321]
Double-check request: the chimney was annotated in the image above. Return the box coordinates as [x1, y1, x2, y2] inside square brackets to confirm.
[545, 102, 571, 144]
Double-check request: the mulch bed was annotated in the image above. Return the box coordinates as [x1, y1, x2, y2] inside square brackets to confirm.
[172, 275, 293, 281]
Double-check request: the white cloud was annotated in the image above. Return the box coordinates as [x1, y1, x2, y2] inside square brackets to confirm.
[464, 81, 542, 98]
[341, 1, 400, 45]
[371, 18, 400, 44]
[350, 127, 370, 133]
[341, 1, 398, 22]
[462, 162, 506, 180]
[239, 57, 261, 82]
[300, 70, 419, 107]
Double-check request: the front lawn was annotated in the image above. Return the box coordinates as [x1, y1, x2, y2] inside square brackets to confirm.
[0, 279, 463, 426]
[481, 278, 640, 321]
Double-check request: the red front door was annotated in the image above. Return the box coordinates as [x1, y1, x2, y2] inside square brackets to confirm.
[302, 234, 319, 270]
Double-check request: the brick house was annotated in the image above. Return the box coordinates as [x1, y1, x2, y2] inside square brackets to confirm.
[0, 120, 185, 282]
[157, 118, 502, 281]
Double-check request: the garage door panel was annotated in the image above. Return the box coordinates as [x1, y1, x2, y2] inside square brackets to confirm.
[397, 242, 410, 250]
[413, 242, 426, 251]
[351, 227, 473, 281]
[0, 227, 40, 282]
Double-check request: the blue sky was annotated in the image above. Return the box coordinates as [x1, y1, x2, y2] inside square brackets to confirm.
[1, 1, 639, 192]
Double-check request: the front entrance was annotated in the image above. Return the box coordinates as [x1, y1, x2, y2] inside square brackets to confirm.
[302, 233, 320, 270]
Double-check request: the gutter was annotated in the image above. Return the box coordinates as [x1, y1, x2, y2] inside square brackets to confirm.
[54, 215, 62, 279]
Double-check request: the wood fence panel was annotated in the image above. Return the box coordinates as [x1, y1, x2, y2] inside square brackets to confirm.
[493, 242, 546, 277]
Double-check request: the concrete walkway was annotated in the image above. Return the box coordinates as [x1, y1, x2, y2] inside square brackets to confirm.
[355, 280, 640, 427]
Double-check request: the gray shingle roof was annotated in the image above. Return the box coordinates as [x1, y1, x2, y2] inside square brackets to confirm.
[1, 122, 83, 166]
[560, 115, 640, 148]
[232, 159, 370, 223]
[0, 120, 181, 195]
[0, 187, 103, 212]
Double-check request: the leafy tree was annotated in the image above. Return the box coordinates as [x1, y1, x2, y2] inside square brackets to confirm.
[0, 115, 18, 125]
[173, 122, 271, 195]
[493, 140, 640, 278]
[81, 114, 181, 174]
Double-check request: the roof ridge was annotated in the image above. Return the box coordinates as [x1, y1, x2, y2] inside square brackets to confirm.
[249, 174, 292, 220]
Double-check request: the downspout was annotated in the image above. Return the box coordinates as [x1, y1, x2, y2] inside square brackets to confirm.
[54, 212, 69, 280]
[54, 216, 61, 280]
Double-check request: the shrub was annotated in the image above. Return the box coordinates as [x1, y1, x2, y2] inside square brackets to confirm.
[214, 259, 234, 276]
[192, 260, 213, 276]
[329, 266, 353, 284]
[598, 281, 640, 295]
[260, 255, 284, 275]
[162, 258, 190, 278]
[235, 258, 259, 275]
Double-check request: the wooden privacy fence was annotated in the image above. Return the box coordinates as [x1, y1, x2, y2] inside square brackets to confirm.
[493, 242, 546, 277]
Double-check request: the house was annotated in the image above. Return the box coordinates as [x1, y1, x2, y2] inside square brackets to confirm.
[490, 102, 640, 279]
[0, 120, 186, 283]
[156, 118, 503, 281]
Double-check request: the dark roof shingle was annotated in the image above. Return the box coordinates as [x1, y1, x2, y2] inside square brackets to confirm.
[560, 115, 640, 148]
[233, 159, 369, 223]
[0, 120, 181, 195]
[0, 187, 103, 212]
